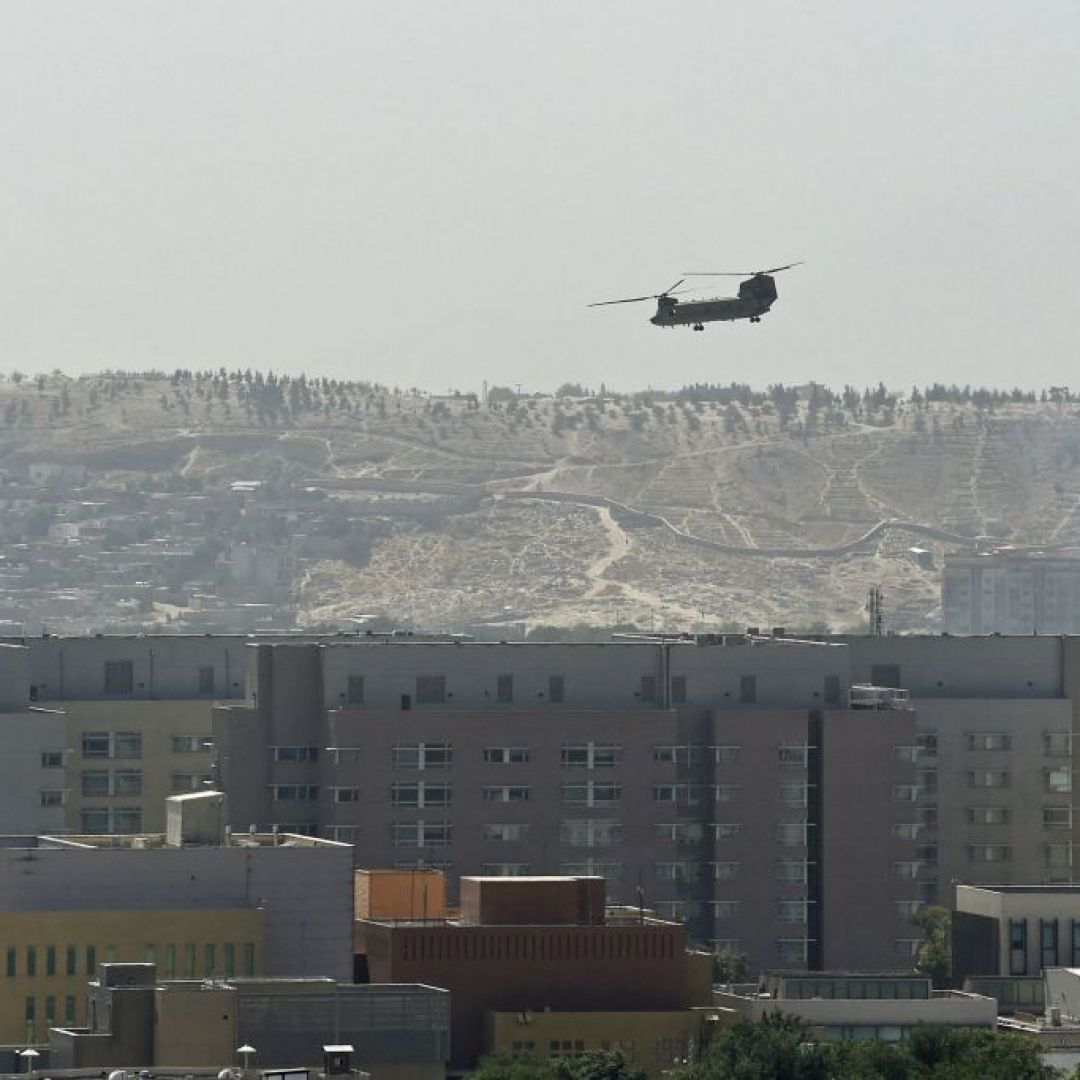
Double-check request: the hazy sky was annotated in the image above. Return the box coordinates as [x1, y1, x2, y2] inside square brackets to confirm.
[3, 2, 1079, 394]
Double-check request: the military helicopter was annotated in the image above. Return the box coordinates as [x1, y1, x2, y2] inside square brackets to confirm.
[588, 262, 803, 331]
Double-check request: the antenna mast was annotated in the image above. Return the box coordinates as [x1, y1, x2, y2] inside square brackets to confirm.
[867, 586, 884, 636]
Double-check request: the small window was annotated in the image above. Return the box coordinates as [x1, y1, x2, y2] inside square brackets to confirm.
[81, 733, 111, 759]
[333, 787, 361, 803]
[416, 675, 446, 704]
[1043, 806, 1072, 829]
[198, 665, 215, 695]
[671, 676, 687, 704]
[739, 675, 757, 703]
[46, 945, 56, 976]
[65, 995, 76, 1025]
[640, 675, 657, 703]
[113, 732, 142, 759]
[40, 750, 64, 769]
[81, 771, 110, 797]
[966, 733, 1011, 751]
[66, 946, 76, 976]
[549, 675, 565, 703]
[104, 660, 134, 695]
[497, 674, 514, 703]
[40, 789, 66, 807]
[347, 676, 365, 705]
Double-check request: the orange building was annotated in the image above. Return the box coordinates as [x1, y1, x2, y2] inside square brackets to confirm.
[355, 873, 713, 1070]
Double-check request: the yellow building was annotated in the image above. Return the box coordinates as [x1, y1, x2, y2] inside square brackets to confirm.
[60, 700, 216, 834]
[0, 908, 262, 1044]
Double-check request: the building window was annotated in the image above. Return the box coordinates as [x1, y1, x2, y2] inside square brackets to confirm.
[893, 861, 921, 879]
[391, 782, 451, 808]
[327, 747, 360, 767]
[393, 743, 452, 770]
[244, 943, 255, 976]
[561, 743, 620, 768]
[1046, 843, 1072, 869]
[966, 733, 1012, 751]
[779, 900, 809, 923]
[654, 745, 705, 766]
[918, 767, 938, 795]
[415, 675, 446, 705]
[779, 783, 809, 807]
[777, 823, 808, 846]
[497, 675, 514, 703]
[548, 675, 565, 703]
[557, 859, 622, 880]
[1044, 731, 1072, 757]
[198, 665, 215, 695]
[714, 745, 741, 765]
[65, 995, 76, 1025]
[712, 823, 742, 840]
[1045, 767, 1072, 794]
[170, 772, 212, 793]
[86, 945, 96, 977]
[46, 946, 56, 976]
[66, 946, 76, 976]
[708, 859, 743, 876]
[561, 820, 621, 847]
[104, 660, 134, 695]
[895, 900, 922, 919]
[1043, 806, 1072, 830]
[5, 948, 14, 977]
[113, 807, 142, 833]
[562, 782, 620, 806]
[739, 675, 757, 703]
[332, 787, 361, 803]
[1041, 919, 1059, 970]
[483, 746, 530, 764]
[655, 861, 700, 883]
[204, 944, 216, 977]
[346, 675, 365, 705]
[482, 863, 531, 876]
[273, 745, 319, 763]
[968, 769, 1010, 788]
[655, 822, 705, 844]
[482, 785, 530, 804]
[223, 943, 235, 978]
[916, 732, 938, 756]
[40, 789, 67, 807]
[640, 676, 657, 703]
[893, 823, 921, 840]
[271, 785, 319, 801]
[40, 750, 64, 769]
[484, 823, 530, 842]
[171, 735, 208, 753]
[966, 806, 1010, 826]
[715, 784, 740, 803]
[1009, 919, 1027, 975]
[671, 676, 687, 704]
[967, 845, 1011, 863]
[81, 733, 111, 759]
[328, 826, 362, 843]
[183, 944, 196, 978]
[777, 861, 809, 884]
[113, 732, 142, 759]
[653, 783, 701, 805]
[894, 746, 920, 764]
[776, 939, 810, 965]
[918, 805, 938, 828]
[26, 947, 36, 977]
[81, 771, 110, 797]
[113, 770, 142, 796]
[778, 745, 808, 767]
[390, 820, 452, 847]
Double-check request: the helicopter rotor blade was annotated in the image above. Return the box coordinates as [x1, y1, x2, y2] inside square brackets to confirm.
[661, 278, 685, 296]
[587, 294, 662, 308]
[683, 261, 804, 276]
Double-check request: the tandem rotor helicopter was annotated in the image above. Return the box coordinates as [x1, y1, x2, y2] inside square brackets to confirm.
[588, 262, 803, 331]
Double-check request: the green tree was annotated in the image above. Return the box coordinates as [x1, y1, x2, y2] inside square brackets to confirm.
[912, 905, 952, 989]
[712, 948, 749, 984]
[470, 1051, 644, 1080]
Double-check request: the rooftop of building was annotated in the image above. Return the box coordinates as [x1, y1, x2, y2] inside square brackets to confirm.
[0, 831, 348, 851]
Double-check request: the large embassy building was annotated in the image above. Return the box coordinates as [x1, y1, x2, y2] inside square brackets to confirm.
[10, 630, 1080, 974]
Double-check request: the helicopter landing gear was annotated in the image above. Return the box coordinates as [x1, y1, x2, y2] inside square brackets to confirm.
[692, 323, 704, 331]
[749, 316, 762, 323]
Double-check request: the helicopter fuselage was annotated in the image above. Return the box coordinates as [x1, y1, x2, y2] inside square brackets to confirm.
[650, 295, 772, 327]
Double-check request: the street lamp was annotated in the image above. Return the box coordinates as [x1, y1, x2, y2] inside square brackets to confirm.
[18, 1049, 39, 1075]
[237, 1045, 256, 1070]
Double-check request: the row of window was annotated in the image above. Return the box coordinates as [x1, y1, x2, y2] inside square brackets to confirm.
[2, 941, 254, 980]
[303, 743, 805, 769]
[337, 672, 823, 707]
[904, 806, 1074, 829]
[271, 781, 813, 806]
[911, 732, 1070, 756]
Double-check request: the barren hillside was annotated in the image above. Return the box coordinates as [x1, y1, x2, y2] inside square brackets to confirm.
[3, 372, 1079, 634]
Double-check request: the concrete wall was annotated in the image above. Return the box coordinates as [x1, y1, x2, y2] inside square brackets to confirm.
[23, 635, 249, 702]
[0, 710, 67, 834]
[0, 644, 29, 710]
